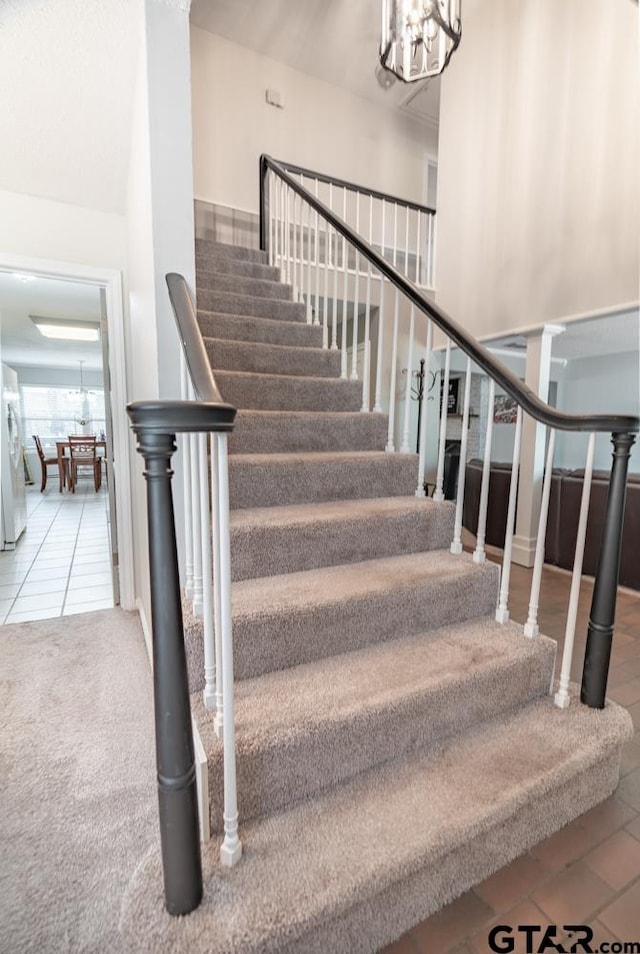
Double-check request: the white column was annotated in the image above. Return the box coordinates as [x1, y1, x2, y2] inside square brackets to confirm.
[512, 324, 565, 567]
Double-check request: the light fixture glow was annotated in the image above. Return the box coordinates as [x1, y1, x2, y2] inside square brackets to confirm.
[380, 0, 461, 83]
[30, 316, 100, 342]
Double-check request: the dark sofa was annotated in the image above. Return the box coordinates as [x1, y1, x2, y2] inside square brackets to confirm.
[462, 460, 640, 591]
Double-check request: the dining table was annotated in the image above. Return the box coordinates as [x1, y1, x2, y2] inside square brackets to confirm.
[56, 440, 107, 491]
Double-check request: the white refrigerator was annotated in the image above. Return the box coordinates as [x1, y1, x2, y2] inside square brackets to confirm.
[1, 363, 26, 549]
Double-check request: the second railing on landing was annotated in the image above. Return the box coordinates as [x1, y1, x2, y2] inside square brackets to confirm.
[259, 153, 639, 713]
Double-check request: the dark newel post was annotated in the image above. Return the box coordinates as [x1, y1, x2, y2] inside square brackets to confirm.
[259, 154, 268, 255]
[581, 432, 636, 709]
[134, 427, 203, 915]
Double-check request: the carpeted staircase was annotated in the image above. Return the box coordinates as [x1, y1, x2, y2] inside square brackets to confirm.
[121, 239, 632, 954]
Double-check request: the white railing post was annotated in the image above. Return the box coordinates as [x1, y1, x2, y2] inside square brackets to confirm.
[524, 429, 557, 638]
[210, 436, 224, 735]
[189, 382, 203, 615]
[473, 378, 496, 564]
[314, 179, 320, 325]
[341, 189, 349, 378]
[385, 290, 400, 453]
[181, 358, 194, 598]
[199, 432, 216, 709]
[415, 321, 434, 497]
[305, 200, 313, 323]
[433, 340, 452, 501]
[215, 432, 242, 867]
[361, 261, 372, 412]
[554, 432, 596, 710]
[451, 357, 472, 551]
[495, 405, 523, 623]
[330, 183, 338, 350]
[415, 210, 421, 285]
[292, 192, 298, 301]
[323, 190, 330, 350]
[400, 306, 415, 453]
[350, 193, 361, 380]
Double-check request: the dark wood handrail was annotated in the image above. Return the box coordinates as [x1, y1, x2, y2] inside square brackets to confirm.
[273, 158, 436, 217]
[261, 154, 639, 435]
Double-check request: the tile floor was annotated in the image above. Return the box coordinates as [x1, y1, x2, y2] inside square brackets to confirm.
[0, 482, 114, 623]
[382, 555, 640, 953]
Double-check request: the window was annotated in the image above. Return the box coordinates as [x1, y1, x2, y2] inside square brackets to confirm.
[21, 385, 106, 452]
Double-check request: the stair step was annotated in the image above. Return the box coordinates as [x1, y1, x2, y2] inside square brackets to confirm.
[229, 496, 453, 580]
[229, 410, 388, 455]
[195, 618, 557, 829]
[197, 289, 307, 323]
[215, 370, 362, 412]
[197, 256, 280, 282]
[197, 310, 323, 348]
[205, 337, 341, 378]
[195, 239, 267, 264]
[228, 450, 419, 508]
[185, 551, 500, 682]
[196, 269, 294, 301]
[121, 694, 632, 954]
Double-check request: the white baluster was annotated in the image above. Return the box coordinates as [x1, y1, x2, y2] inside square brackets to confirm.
[555, 432, 596, 709]
[404, 206, 410, 277]
[215, 433, 242, 867]
[331, 188, 338, 351]
[400, 306, 415, 453]
[199, 433, 216, 709]
[473, 377, 496, 564]
[285, 185, 291, 286]
[450, 357, 472, 550]
[210, 436, 224, 735]
[431, 214, 438, 289]
[341, 189, 349, 378]
[373, 199, 386, 413]
[392, 202, 398, 270]
[280, 178, 286, 283]
[415, 209, 421, 284]
[181, 358, 194, 598]
[495, 405, 523, 623]
[433, 340, 452, 501]
[416, 321, 434, 497]
[350, 192, 361, 380]
[322, 208, 330, 350]
[306, 201, 312, 323]
[273, 175, 279, 272]
[361, 262, 372, 412]
[524, 429, 557, 638]
[291, 191, 298, 301]
[314, 178, 320, 325]
[385, 290, 400, 453]
[189, 389, 203, 614]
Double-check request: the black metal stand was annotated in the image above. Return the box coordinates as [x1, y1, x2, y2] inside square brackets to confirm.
[132, 425, 202, 916]
[581, 432, 636, 709]
[415, 359, 426, 455]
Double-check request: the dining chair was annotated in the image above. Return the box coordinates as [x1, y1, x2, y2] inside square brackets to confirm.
[33, 435, 66, 493]
[67, 436, 102, 492]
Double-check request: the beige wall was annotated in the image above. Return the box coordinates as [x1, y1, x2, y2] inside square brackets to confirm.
[436, 0, 639, 340]
[190, 27, 437, 213]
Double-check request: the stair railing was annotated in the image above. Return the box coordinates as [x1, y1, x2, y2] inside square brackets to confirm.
[126, 273, 241, 916]
[260, 153, 639, 712]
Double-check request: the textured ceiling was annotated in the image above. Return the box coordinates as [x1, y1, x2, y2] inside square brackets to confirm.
[190, 0, 441, 126]
[490, 310, 640, 362]
[0, 271, 103, 371]
[0, 0, 141, 214]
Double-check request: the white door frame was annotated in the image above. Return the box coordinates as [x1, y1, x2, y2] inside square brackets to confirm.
[0, 252, 134, 610]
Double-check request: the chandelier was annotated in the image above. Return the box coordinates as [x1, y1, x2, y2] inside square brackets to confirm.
[379, 0, 462, 83]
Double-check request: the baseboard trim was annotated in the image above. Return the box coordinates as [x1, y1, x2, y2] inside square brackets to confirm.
[136, 598, 153, 667]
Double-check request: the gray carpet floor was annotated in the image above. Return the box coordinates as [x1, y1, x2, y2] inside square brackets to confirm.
[0, 608, 156, 954]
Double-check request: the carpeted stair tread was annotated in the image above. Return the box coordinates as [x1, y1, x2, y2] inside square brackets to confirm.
[229, 410, 388, 454]
[121, 693, 632, 954]
[195, 239, 267, 264]
[194, 618, 557, 826]
[204, 336, 341, 378]
[228, 450, 419, 508]
[216, 370, 362, 412]
[197, 257, 281, 282]
[197, 288, 307, 323]
[229, 496, 454, 579]
[184, 551, 500, 681]
[197, 310, 323, 348]
[196, 269, 294, 301]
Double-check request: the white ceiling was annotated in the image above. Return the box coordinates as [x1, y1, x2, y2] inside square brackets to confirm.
[189, 0, 441, 127]
[0, 0, 140, 214]
[0, 271, 103, 372]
